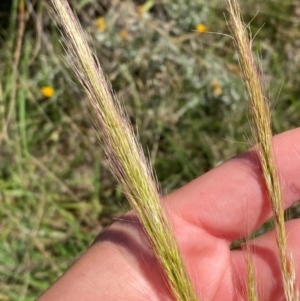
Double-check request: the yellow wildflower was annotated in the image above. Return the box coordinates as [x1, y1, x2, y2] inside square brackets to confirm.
[138, 5, 145, 15]
[196, 23, 208, 33]
[96, 17, 106, 32]
[41, 86, 54, 98]
[210, 79, 222, 97]
[119, 29, 129, 40]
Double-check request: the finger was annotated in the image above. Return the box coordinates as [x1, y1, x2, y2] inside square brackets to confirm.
[231, 219, 300, 301]
[164, 128, 300, 241]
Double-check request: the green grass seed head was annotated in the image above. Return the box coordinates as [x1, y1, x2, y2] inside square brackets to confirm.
[226, 0, 298, 300]
[51, 0, 199, 300]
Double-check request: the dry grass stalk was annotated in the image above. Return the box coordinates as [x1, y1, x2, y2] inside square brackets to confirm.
[51, 0, 199, 300]
[244, 241, 258, 301]
[226, 0, 298, 300]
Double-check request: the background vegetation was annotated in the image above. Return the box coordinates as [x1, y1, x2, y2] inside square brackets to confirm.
[0, 0, 299, 300]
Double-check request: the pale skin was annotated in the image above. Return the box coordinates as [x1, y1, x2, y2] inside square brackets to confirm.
[38, 128, 300, 301]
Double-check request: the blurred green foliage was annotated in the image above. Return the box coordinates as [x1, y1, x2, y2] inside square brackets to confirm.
[0, 0, 299, 299]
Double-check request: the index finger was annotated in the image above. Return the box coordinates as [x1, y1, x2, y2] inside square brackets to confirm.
[164, 128, 300, 242]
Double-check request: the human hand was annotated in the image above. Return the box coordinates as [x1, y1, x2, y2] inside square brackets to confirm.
[38, 128, 300, 301]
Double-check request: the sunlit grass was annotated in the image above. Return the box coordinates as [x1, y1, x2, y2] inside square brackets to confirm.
[0, 0, 300, 300]
[227, 0, 298, 299]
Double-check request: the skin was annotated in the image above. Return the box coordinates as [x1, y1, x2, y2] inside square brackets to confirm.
[38, 128, 300, 301]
